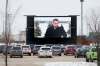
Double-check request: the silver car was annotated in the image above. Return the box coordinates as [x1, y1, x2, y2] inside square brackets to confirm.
[38, 46, 53, 58]
[10, 46, 23, 58]
[51, 46, 62, 56]
[22, 45, 31, 56]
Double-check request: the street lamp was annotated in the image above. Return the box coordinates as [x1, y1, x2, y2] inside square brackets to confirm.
[5, 0, 9, 66]
[80, 0, 84, 36]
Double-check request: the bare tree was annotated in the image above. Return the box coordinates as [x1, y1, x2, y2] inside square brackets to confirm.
[86, 9, 100, 33]
[7, 5, 22, 43]
[0, 5, 22, 43]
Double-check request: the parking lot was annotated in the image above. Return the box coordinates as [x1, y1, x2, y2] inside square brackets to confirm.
[0, 54, 97, 66]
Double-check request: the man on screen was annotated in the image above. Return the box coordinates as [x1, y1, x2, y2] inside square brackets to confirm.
[45, 19, 67, 38]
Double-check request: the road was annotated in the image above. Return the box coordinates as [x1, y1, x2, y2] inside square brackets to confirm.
[0, 54, 97, 66]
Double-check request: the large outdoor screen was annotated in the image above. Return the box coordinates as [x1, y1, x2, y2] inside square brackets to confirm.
[34, 17, 71, 38]
[26, 15, 77, 44]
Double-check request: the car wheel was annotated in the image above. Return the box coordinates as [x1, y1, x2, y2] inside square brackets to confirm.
[84, 55, 86, 58]
[90, 60, 93, 62]
[90, 58, 93, 62]
[29, 53, 31, 56]
[20, 55, 23, 58]
[77, 55, 79, 58]
[58, 54, 61, 56]
[86, 57, 89, 62]
[33, 53, 35, 56]
[74, 53, 76, 58]
[49, 56, 52, 58]
[10, 55, 12, 58]
[65, 53, 67, 56]
[64, 52, 66, 55]
[38, 56, 41, 58]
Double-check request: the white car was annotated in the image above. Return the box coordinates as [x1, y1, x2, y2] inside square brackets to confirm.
[22, 45, 31, 56]
[38, 47, 52, 58]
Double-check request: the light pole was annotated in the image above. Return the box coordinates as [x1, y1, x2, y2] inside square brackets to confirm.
[80, 0, 84, 45]
[80, 0, 84, 36]
[5, 0, 9, 66]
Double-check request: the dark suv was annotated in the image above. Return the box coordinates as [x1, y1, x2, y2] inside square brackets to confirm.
[32, 45, 44, 55]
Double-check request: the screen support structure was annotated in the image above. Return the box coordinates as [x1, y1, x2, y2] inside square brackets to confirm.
[25, 15, 79, 44]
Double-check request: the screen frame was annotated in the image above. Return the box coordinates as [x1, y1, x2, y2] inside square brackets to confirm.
[26, 15, 78, 44]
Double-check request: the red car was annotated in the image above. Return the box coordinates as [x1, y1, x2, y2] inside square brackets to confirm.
[64, 45, 76, 55]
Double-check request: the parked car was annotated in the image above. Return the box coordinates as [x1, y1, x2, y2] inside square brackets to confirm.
[45, 44, 53, 47]
[74, 45, 82, 50]
[53, 44, 65, 53]
[32, 45, 44, 55]
[51, 46, 62, 56]
[64, 45, 76, 55]
[29, 44, 34, 52]
[15, 44, 22, 47]
[0, 45, 5, 53]
[38, 46, 52, 58]
[61, 46, 65, 53]
[85, 47, 97, 62]
[3, 45, 13, 55]
[22, 45, 31, 56]
[74, 45, 90, 58]
[10, 46, 23, 58]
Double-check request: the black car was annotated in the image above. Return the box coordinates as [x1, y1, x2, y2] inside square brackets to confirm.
[74, 45, 90, 58]
[32, 45, 44, 55]
[29, 44, 34, 52]
[3, 45, 13, 55]
[0, 45, 5, 53]
[51, 46, 62, 56]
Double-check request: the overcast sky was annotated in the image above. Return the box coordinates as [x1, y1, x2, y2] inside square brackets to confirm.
[0, 0, 100, 35]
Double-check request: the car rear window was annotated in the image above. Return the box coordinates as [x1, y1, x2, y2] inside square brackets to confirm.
[75, 45, 82, 48]
[13, 47, 21, 50]
[22, 46, 29, 48]
[92, 48, 97, 52]
[35, 46, 41, 49]
[52, 47, 60, 49]
[41, 48, 50, 50]
[67, 46, 75, 48]
[7, 46, 12, 50]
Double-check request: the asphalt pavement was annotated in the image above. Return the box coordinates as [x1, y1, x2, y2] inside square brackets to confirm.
[0, 54, 97, 66]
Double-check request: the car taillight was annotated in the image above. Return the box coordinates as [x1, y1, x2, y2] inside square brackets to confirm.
[49, 50, 52, 52]
[39, 50, 43, 52]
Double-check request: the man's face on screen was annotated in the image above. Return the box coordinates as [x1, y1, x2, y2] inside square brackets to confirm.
[52, 20, 59, 28]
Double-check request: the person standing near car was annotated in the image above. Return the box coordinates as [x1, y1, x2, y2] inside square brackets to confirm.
[45, 19, 67, 38]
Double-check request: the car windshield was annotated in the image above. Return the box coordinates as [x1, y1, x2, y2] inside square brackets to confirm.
[13, 47, 21, 50]
[82, 46, 90, 50]
[7, 46, 12, 50]
[35, 46, 41, 48]
[52, 47, 60, 49]
[75, 45, 82, 48]
[92, 48, 97, 52]
[41, 48, 50, 50]
[67, 46, 75, 48]
[22, 46, 29, 48]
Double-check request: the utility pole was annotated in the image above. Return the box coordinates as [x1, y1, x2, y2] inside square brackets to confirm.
[5, 0, 9, 66]
[80, 0, 84, 45]
[80, 0, 84, 36]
